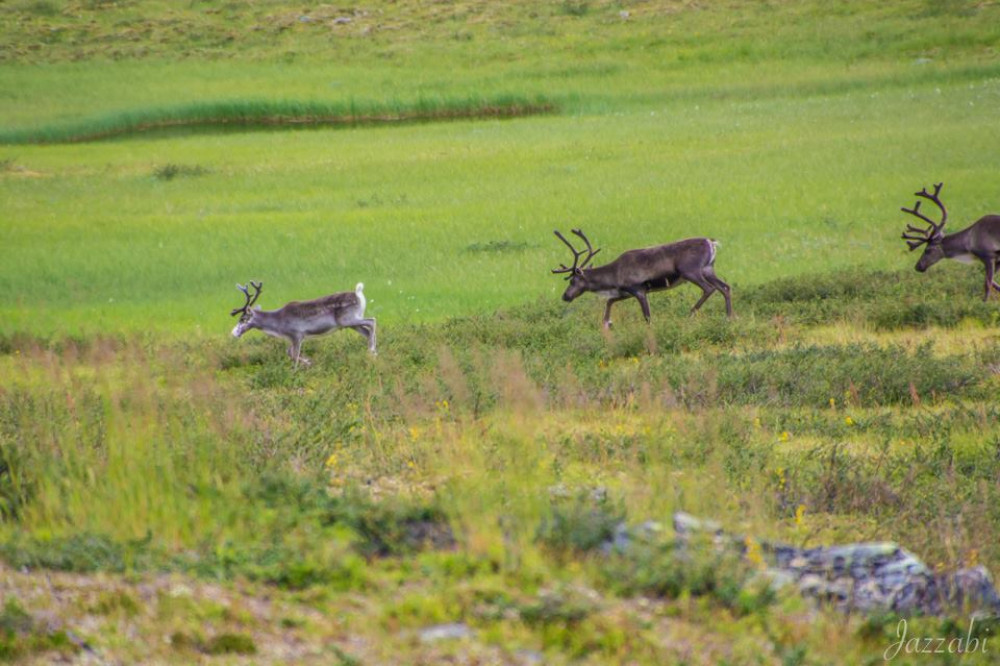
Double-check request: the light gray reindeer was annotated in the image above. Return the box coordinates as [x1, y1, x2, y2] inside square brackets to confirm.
[230, 281, 376, 366]
[552, 228, 733, 329]
[900, 182, 1000, 301]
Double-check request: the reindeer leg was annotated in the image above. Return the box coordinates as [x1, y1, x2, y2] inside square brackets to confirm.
[987, 257, 1000, 297]
[623, 288, 652, 324]
[985, 257, 997, 301]
[688, 275, 717, 314]
[348, 323, 370, 340]
[690, 290, 714, 313]
[288, 336, 311, 368]
[602, 296, 627, 330]
[344, 317, 377, 354]
[351, 318, 377, 355]
[705, 268, 734, 317]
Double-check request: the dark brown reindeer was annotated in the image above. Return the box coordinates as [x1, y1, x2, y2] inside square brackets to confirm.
[900, 182, 1000, 300]
[552, 228, 733, 329]
[230, 281, 376, 367]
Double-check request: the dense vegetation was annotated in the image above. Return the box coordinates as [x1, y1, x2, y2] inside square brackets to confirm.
[2, 0, 1000, 663]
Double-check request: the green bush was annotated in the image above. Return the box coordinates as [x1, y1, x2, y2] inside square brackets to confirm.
[324, 491, 455, 558]
[536, 489, 625, 555]
[0, 532, 149, 574]
[601, 538, 773, 617]
[204, 632, 257, 655]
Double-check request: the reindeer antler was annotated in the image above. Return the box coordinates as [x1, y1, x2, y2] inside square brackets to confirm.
[552, 228, 601, 278]
[230, 280, 263, 317]
[901, 182, 947, 251]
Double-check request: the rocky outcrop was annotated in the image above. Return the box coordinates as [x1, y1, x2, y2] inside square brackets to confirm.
[611, 512, 1000, 617]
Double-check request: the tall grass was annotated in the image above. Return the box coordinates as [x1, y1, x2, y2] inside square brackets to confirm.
[3, 267, 999, 562]
[0, 95, 556, 144]
[0, 341, 248, 543]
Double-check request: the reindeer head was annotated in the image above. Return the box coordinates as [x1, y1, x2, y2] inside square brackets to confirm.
[230, 281, 263, 337]
[551, 228, 601, 302]
[901, 183, 948, 272]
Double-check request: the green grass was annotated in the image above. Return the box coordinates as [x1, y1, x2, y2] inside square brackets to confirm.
[2, 75, 999, 336]
[3, 0, 1000, 663]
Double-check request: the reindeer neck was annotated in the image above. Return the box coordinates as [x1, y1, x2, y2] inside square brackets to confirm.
[249, 308, 283, 331]
[581, 264, 619, 288]
[941, 227, 975, 256]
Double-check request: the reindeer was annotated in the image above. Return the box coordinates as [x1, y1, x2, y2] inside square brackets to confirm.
[230, 281, 376, 366]
[551, 228, 733, 329]
[900, 182, 1000, 301]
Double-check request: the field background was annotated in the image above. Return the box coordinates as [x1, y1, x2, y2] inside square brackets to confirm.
[2, 1, 1000, 664]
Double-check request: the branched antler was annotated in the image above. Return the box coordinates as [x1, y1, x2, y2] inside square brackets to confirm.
[230, 280, 263, 317]
[901, 182, 948, 251]
[552, 228, 601, 277]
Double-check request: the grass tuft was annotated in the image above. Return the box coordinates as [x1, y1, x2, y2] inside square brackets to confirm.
[152, 163, 210, 180]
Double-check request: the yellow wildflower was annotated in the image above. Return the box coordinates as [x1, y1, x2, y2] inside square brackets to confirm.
[745, 536, 765, 568]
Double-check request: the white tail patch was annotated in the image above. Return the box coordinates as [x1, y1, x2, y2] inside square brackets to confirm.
[355, 282, 366, 314]
[708, 239, 719, 265]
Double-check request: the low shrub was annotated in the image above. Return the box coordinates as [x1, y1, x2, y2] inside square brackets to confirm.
[536, 489, 626, 555]
[324, 490, 456, 558]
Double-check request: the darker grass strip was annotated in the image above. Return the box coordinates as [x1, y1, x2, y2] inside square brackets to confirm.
[0, 95, 557, 145]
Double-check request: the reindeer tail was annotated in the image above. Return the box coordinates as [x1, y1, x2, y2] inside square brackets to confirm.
[708, 239, 719, 265]
[355, 282, 367, 314]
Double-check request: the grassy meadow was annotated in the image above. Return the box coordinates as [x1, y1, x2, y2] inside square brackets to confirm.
[2, 1, 1000, 663]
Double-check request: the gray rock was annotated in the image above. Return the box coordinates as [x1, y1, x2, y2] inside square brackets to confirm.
[603, 512, 1000, 617]
[418, 623, 474, 643]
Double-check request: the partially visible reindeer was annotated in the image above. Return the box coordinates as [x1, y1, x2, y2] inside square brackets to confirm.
[551, 228, 733, 329]
[230, 281, 376, 366]
[900, 182, 1000, 300]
